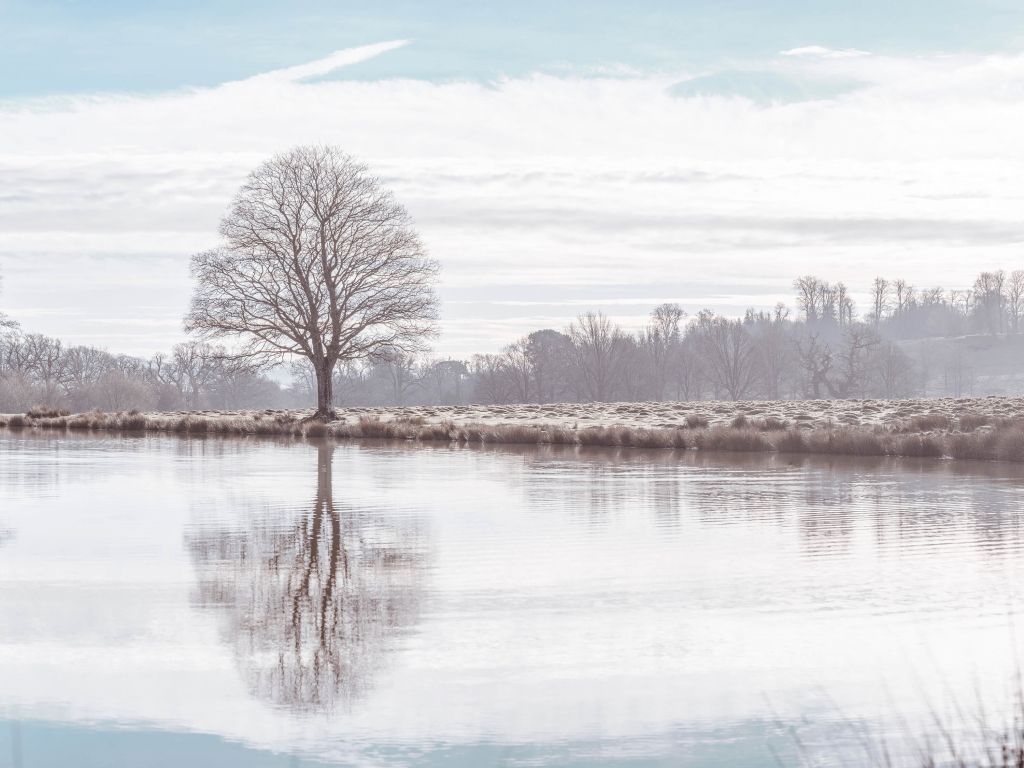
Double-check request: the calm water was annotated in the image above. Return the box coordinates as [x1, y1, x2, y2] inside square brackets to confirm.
[2, 432, 1024, 767]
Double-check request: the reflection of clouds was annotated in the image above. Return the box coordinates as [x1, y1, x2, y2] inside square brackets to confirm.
[187, 443, 427, 713]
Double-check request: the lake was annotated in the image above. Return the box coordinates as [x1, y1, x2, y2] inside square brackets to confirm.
[1, 431, 1023, 767]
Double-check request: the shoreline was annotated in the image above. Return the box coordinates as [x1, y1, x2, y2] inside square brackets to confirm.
[2, 396, 1023, 463]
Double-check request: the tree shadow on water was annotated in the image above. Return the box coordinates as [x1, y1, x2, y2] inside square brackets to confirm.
[186, 443, 427, 714]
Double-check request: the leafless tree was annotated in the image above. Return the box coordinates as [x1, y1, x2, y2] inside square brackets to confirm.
[22, 333, 65, 403]
[376, 348, 421, 405]
[1007, 270, 1024, 334]
[870, 342, 917, 398]
[641, 303, 685, 400]
[695, 314, 760, 400]
[471, 353, 513, 404]
[567, 312, 624, 402]
[186, 146, 439, 419]
[893, 279, 916, 316]
[171, 341, 224, 408]
[747, 305, 792, 399]
[418, 358, 467, 404]
[829, 323, 881, 398]
[793, 330, 834, 399]
[973, 270, 1007, 335]
[870, 277, 891, 326]
[794, 275, 827, 323]
[526, 329, 572, 403]
[501, 337, 534, 403]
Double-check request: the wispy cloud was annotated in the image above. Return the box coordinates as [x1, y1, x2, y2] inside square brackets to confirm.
[239, 40, 409, 85]
[780, 45, 871, 59]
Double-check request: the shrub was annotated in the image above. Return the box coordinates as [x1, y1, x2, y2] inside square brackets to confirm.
[685, 414, 709, 429]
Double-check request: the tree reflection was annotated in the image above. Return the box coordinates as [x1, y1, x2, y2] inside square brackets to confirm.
[187, 443, 426, 713]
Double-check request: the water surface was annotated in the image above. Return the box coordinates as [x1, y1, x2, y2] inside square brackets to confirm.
[2, 432, 1023, 767]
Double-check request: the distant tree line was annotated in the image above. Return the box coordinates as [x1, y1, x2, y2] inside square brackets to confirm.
[1, 266, 1022, 412]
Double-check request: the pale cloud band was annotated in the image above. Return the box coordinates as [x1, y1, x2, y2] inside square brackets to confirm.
[2, 42, 1023, 357]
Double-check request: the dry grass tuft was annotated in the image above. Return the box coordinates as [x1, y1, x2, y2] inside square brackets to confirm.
[959, 413, 992, 431]
[902, 412, 953, 432]
[26, 405, 71, 419]
[697, 427, 774, 453]
[803, 428, 889, 457]
[730, 414, 750, 429]
[894, 434, 946, 458]
[304, 421, 329, 438]
[775, 429, 809, 453]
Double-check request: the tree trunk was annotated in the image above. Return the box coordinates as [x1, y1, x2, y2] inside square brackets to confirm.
[314, 359, 336, 419]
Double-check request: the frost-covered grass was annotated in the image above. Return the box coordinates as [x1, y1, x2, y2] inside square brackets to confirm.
[2, 396, 1024, 462]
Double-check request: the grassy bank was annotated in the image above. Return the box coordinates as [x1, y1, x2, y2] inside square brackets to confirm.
[3, 399, 1024, 463]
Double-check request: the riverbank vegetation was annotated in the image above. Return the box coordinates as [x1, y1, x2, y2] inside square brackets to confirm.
[4, 397, 1024, 463]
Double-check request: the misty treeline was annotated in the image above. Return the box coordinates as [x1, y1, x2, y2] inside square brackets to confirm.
[1, 267, 1021, 412]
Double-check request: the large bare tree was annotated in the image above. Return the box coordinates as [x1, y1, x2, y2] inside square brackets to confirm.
[186, 146, 440, 418]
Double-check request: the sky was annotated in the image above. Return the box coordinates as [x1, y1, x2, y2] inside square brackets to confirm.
[2, 0, 1024, 358]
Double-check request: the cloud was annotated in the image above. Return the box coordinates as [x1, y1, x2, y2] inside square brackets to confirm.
[780, 45, 871, 59]
[238, 40, 409, 85]
[3, 44, 1024, 356]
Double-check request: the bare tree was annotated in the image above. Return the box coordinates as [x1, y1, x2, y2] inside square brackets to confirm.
[829, 323, 881, 398]
[695, 314, 760, 400]
[501, 337, 534, 403]
[794, 276, 827, 323]
[471, 353, 513, 404]
[567, 312, 623, 402]
[793, 330, 834, 399]
[893, 279, 916, 317]
[747, 305, 792, 399]
[526, 329, 572, 404]
[870, 277, 891, 326]
[376, 348, 421, 405]
[972, 270, 1006, 335]
[641, 303, 685, 400]
[1008, 270, 1024, 334]
[186, 146, 440, 419]
[171, 341, 224, 408]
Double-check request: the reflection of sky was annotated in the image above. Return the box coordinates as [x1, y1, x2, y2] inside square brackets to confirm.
[1, 433, 1024, 766]
[0, 719, 810, 768]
